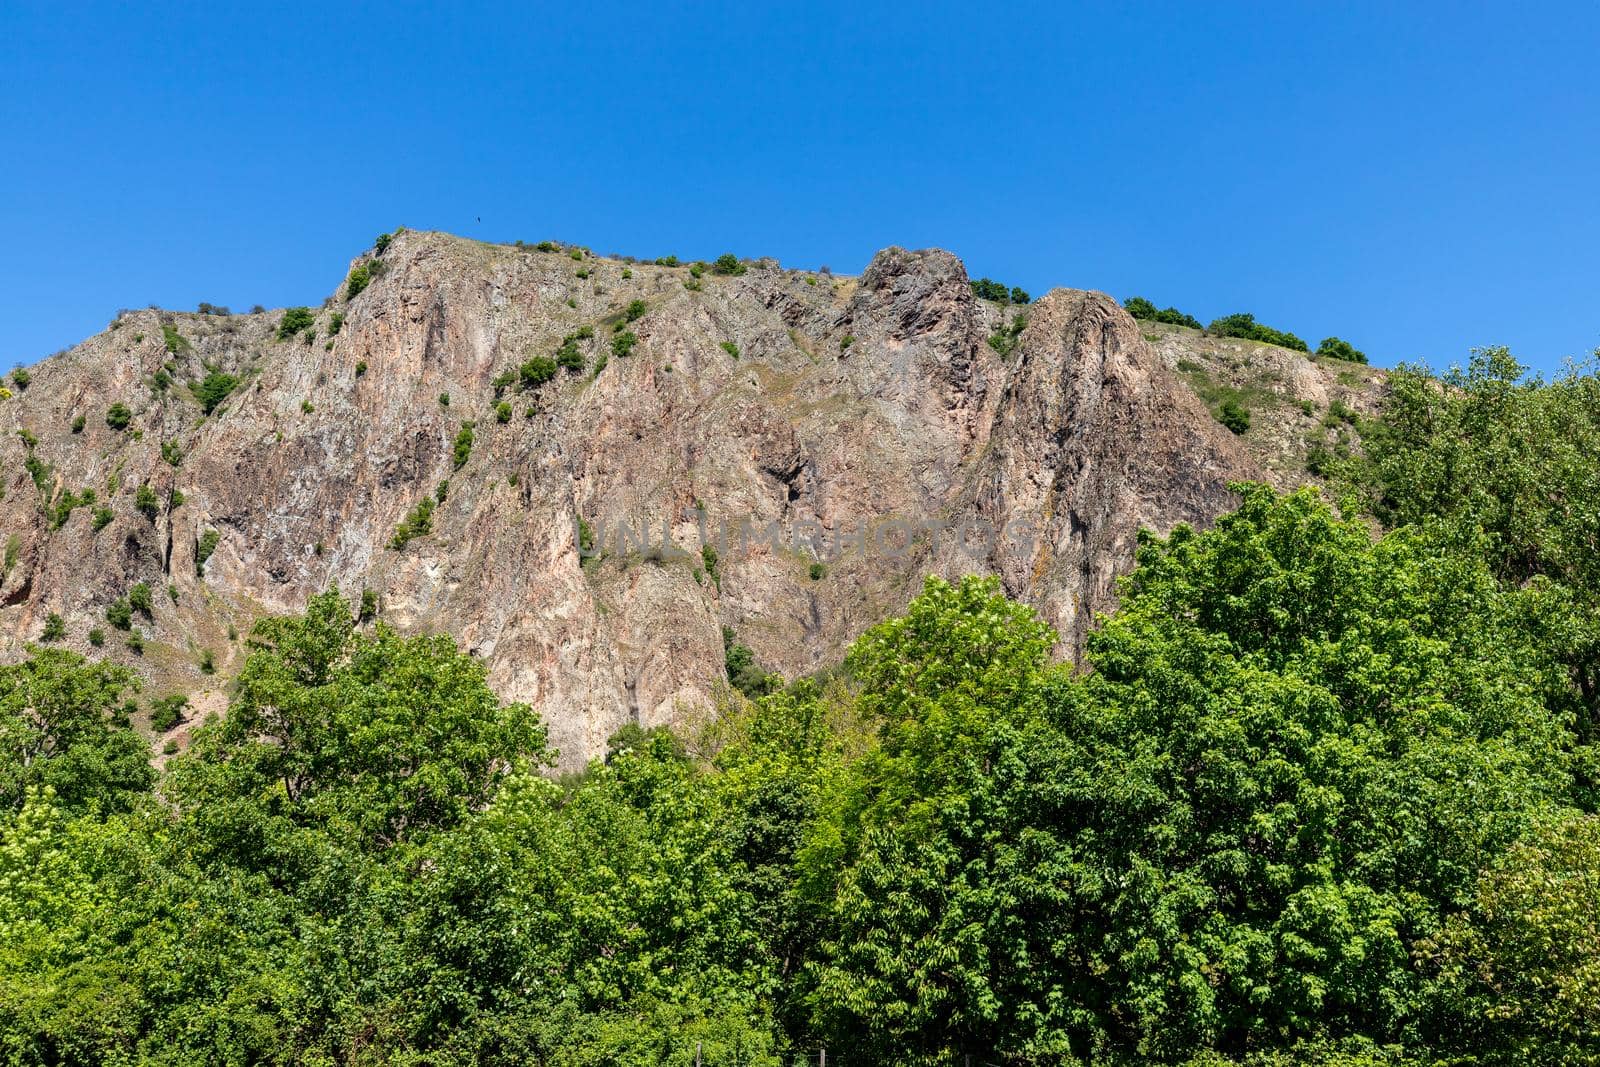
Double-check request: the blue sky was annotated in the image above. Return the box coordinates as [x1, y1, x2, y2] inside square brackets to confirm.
[3, 1, 1597, 375]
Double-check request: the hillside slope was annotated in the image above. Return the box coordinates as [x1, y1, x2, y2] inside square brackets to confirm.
[0, 232, 1383, 766]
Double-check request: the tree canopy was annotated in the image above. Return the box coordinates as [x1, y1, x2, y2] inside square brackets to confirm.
[1, 463, 1598, 1063]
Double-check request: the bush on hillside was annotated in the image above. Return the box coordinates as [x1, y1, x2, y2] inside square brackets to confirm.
[192, 371, 238, 414]
[1207, 312, 1309, 351]
[1316, 336, 1368, 363]
[345, 264, 372, 300]
[1218, 398, 1251, 433]
[1124, 296, 1203, 329]
[277, 307, 315, 340]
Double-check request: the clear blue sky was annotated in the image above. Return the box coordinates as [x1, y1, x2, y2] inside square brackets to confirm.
[3, 1, 1597, 375]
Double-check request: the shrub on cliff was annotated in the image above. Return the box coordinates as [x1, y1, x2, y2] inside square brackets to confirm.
[520, 356, 557, 388]
[345, 263, 372, 300]
[192, 371, 238, 414]
[40, 614, 65, 642]
[195, 528, 220, 575]
[276, 306, 315, 340]
[1218, 397, 1251, 433]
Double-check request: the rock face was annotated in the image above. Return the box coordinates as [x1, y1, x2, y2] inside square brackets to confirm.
[0, 232, 1381, 768]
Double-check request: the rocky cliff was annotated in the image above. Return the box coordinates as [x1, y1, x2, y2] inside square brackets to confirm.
[0, 232, 1384, 767]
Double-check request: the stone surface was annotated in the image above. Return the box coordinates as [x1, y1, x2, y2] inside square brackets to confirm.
[0, 232, 1383, 768]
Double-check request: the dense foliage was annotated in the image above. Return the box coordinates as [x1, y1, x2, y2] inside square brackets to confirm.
[276, 307, 316, 340]
[1207, 312, 1309, 351]
[3, 351, 1600, 1062]
[1346, 349, 1600, 767]
[345, 263, 372, 299]
[192, 370, 239, 415]
[1218, 397, 1250, 434]
[1124, 296, 1202, 328]
[0, 651, 151, 814]
[970, 278, 1030, 305]
[1316, 336, 1368, 363]
[1124, 301, 1366, 359]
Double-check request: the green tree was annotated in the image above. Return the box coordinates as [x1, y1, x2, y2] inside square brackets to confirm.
[134, 482, 158, 520]
[192, 370, 239, 414]
[0, 649, 153, 813]
[1316, 336, 1368, 363]
[1060, 486, 1568, 1055]
[723, 626, 780, 700]
[520, 355, 557, 388]
[800, 576, 1064, 1063]
[1208, 311, 1310, 351]
[391, 496, 436, 548]
[1125, 296, 1204, 329]
[969, 277, 1011, 302]
[346, 263, 372, 299]
[167, 591, 547, 854]
[1422, 811, 1600, 1063]
[1346, 349, 1600, 752]
[803, 492, 1573, 1062]
[556, 338, 585, 373]
[1218, 396, 1251, 433]
[149, 694, 188, 733]
[276, 306, 315, 340]
[0, 786, 124, 1012]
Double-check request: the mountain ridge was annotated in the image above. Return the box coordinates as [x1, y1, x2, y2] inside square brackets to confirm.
[0, 231, 1385, 767]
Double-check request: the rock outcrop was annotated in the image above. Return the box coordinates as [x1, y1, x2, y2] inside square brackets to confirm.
[0, 232, 1382, 767]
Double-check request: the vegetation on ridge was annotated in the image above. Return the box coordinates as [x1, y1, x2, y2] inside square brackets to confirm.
[1127, 297, 1369, 363]
[1123, 295, 1202, 328]
[971, 276, 1030, 304]
[1206, 311, 1309, 351]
